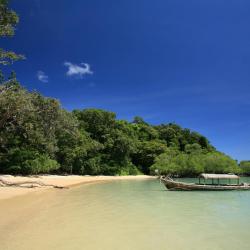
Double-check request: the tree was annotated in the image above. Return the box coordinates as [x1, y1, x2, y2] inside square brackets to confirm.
[184, 143, 202, 154]
[73, 109, 116, 143]
[132, 122, 159, 141]
[55, 112, 102, 175]
[0, 0, 24, 66]
[132, 116, 147, 125]
[202, 152, 240, 174]
[0, 82, 96, 175]
[156, 123, 213, 151]
[151, 150, 240, 177]
[239, 161, 250, 176]
[0, 71, 4, 83]
[132, 140, 168, 174]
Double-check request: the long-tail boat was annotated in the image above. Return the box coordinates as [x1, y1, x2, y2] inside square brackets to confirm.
[161, 173, 250, 191]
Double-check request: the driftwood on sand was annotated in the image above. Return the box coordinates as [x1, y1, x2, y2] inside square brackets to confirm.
[0, 177, 66, 189]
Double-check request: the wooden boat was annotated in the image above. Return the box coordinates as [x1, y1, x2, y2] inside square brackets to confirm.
[161, 173, 250, 191]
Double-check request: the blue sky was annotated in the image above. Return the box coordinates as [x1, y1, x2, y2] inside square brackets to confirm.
[2, 0, 250, 160]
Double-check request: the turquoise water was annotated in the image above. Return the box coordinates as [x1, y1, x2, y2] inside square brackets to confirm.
[1, 178, 250, 250]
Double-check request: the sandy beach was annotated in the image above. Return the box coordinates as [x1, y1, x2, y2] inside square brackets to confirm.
[0, 175, 156, 201]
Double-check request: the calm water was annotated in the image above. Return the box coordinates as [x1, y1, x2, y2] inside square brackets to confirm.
[1, 178, 250, 250]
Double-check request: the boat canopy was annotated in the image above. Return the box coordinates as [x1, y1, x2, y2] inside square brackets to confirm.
[200, 173, 239, 179]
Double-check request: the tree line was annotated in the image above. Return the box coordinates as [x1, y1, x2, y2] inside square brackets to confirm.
[0, 79, 248, 176]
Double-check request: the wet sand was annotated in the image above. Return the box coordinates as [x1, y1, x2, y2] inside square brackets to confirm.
[0, 175, 156, 200]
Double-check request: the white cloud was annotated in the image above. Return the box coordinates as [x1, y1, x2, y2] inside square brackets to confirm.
[64, 62, 93, 77]
[37, 71, 48, 83]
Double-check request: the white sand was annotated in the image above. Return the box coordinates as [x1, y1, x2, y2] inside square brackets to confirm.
[0, 175, 156, 201]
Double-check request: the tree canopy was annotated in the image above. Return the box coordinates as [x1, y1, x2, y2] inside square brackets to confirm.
[0, 81, 243, 176]
[0, 0, 24, 67]
[239, 161, 250, 176]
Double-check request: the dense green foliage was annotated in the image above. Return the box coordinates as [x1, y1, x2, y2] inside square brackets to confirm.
[151, 149, 240, 177]
[239, 161, 250, 176]
[0, 81, 242, 176]
[0, 0, 24, 66]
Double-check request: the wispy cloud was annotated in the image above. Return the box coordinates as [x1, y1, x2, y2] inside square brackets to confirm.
[64, 62, 93, 78]
[37, 71, 48, 83]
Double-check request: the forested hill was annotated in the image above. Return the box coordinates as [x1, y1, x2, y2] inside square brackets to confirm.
[0, 80, 246, 176]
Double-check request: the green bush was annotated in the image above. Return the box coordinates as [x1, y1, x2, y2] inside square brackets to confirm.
[6, 166, 22, 175]
[203, 152, 240, 174]
[23, 155, 60, 175]
[151, 151, 240, 177]
[239, 161, 250, 175]
[77, 156, 102, 175]
[119, 164, 141, 176]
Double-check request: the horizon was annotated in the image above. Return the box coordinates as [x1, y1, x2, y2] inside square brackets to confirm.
[2, 0, 250, 161]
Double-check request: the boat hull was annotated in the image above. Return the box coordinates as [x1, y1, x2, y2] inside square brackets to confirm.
[161, 178, 250, 191]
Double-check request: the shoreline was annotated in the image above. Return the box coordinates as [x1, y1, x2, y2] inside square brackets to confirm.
[0, 175, 156, 201]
